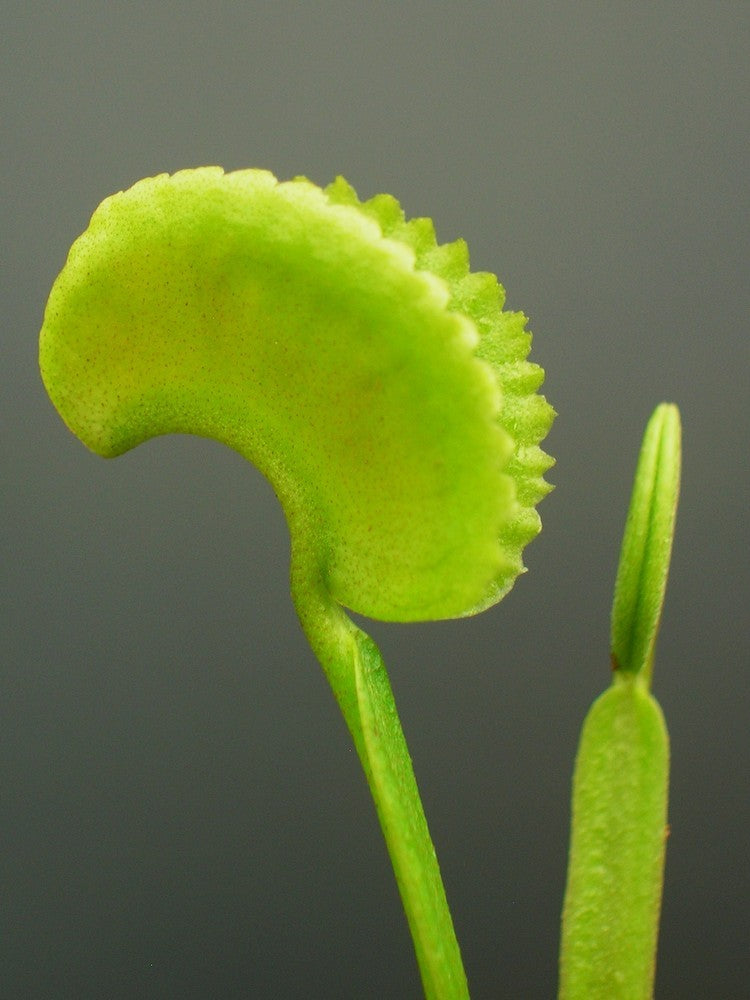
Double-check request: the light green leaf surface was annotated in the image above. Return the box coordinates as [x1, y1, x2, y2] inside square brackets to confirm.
[559, 679, 669, 1000]
[40, 168, 553, 623]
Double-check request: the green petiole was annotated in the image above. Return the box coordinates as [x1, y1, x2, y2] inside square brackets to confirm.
[289, 527, 469, 999]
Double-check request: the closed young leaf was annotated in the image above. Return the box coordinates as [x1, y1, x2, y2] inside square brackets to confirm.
[611, 403, 681, 681]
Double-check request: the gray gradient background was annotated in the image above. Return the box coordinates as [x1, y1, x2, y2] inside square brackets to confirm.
[3, 3, 748, 998]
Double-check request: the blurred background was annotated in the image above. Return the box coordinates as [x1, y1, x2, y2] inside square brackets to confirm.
[3, 3, 748, 997]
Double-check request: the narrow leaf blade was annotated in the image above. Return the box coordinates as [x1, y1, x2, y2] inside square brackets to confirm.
[611, 403, 681, 681]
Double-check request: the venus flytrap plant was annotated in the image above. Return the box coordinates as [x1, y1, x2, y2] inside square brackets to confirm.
[39, 168, 554, 999]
